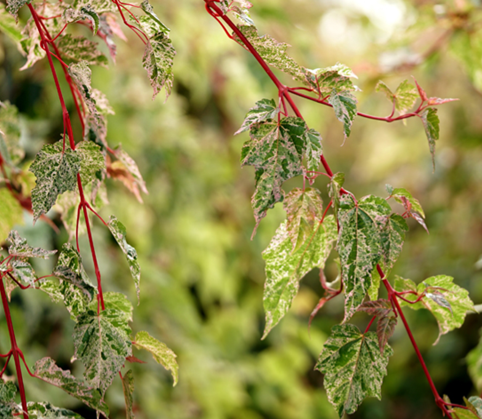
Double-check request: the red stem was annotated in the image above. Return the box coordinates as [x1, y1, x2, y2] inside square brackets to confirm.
[364, 315, 377, 334]
[0, 275, 29, 419]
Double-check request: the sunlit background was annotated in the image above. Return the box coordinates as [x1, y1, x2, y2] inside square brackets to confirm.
[1, 0, 482, 418]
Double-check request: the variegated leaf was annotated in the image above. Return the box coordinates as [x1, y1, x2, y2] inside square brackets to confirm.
[108, 216, 141, 303]
[73, 309, 132, 395]
[376, 80, 418, 115]
[303, 63, 358, 94]
[303, 128, 323, 172]
[56, 34, 108, 67]
[420, 107, 439, 170]
[283, 187, 323, 252]
[338, 195, 391, 321]
[316, 324, 393, 417]
[7, 230, 57, 259]
[113, 145, 148, 199]
[6, 0, 29, 21]
[262, 215, 337, 338]
[33, 357, 109, 417]
[76, 141, 105, 184]
[235, 98, 279, 135]
[0, 101, 24, 164]
[377, 315, 397, 355]
[328, 172, 344, 218]
[10, 259, 36, 287]
[26, 401, 84, 418]
[395, 275, 474, 344]
[379, 213, 408, 274]
[389, 187, 425, 218]
[121, 370, 135, 419]
[328, 89, 357, 138]
[29, 139, 81, 221]
[134, 331, 178, 386]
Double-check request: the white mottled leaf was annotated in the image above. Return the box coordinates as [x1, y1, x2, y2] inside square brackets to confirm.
[7, 230, 57, 259]
[420, 107, 439, 170]
[235, 98, 279, 135]
[328, 89, 357, 138]
[76, 141, 105, 184]
[121, 370, 135, 419]
[304, 63, 358, 94]
[0, 101, 24, 165]
[26, 401, 84, 418]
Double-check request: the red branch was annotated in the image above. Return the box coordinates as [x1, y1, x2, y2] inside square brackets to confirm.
[204, 3, 454, 417]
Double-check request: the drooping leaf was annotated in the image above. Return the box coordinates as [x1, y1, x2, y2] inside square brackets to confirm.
[54, 243, 96, 302]
[328, 172, 345, 218]
[283, 187, 323, 252]
[76, 141, 105, 184]
[56, 34, 108, 67]
[242, 117, 307, 229]
[377, 315, 397, 355]
[420, 107, 439, 170]
[33, 357, 109, 417]
[303, 63, 358, 94]
[379, 214, 408, 274]
[338, 195, 391, 321]
[358, 299, 392, 317]
[262, 215, 337, 338]
[73, 309, 132, 395]
[108, 216, 141, 303]
[328, 89, 357, 138]
[142, 32, 176, 100]
[29, 139, 82, 221]
[234, 25, 305, 82]
[134, 331, 178, 386]
[19, 19, 44, 70]
[235, 98, 279, 135]
[390, 187, 425, 218]
[6, 0, 29, 20]
[0, 4, 23, 46]
[63, 0, 116, 35]
[113, 145, 148, 199]
[7, 230, 57, 259]
[140, 0, 169, 34]
[121, 370, 135, 419]
[395, 275, 474, 344]
[0, 189, 24, 242]
[316, 324, 393, 417]
[27, 401, 85, 418]
[303, 128, 323, 172]
[0, 101, 24, 165]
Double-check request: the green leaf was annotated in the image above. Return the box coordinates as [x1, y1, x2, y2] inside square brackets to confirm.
[452, 408, 480, 419]
[262, 215, 337, 338]
[7, 230, 57, 259]
[6, 0, 29, 20]
[235, 98, 279, 135]
[134, 331, 178, 386]
[33, 357, 109, 417]
[394, 80, 419, 115]
[303, 63, 358, 94]
[0, 380, 16, 403]
[121, 370, 135, 419]
[234, 25, 305, 82]
[10, 259, 36, 287]
[468, 396, 482, 417]
[0, 4, 23, 44]
[420, 107, 439, 170]
[0, 189, 24, 242]
[328, 172, 345, 218]
[29, 139, 82, 222]
[390, 187, 425, 218]
[73, 309, 132, 395]
[142, 32, 176, 100]
[27, 401, 85, 418]
[63, 0, 115, 36]
[19, 19, 45, 70]
[316, 324, 393, 417]
[76, 141, 105, 184]
[54, 243, 97, 302]
[242, 117, 307, 229]
[338, 195, 391, 321]
[88, 292, 134, 333]
[328, 89, 357, 138]
[140, 0, 169, 34]
[56, 34, 108, 67]
[303, 128, 323, 172]
[283, 187, 323, 252]
[0, 101, 24, 165]
[108, 216, 141, 303]
[40, 278, 91, 319]
[395, 275, 474, 344]
[467, 331, 482, 392]
[379, 214, 408, 274]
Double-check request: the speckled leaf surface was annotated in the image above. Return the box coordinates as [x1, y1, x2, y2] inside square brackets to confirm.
[26, 401, 84, 418]
[0, 380, 16, 418]
[134, 331, 178, 386]
[0, 189, 24, 242]
[420, 107, 439, 170]
[303, 63, 358, 94]
[338, 195, 390, 321]
[376, 80, 418, 115]
[390, 187, 425, 217]
[56, 34, 108, 67]
[142, 32, 175, 100]
[6, 0, 29, 20]
[316, 324, 393, 417]
[283, 188, 323, 252]
[73, 309, 132, 395]
[140, 0, 170, 34]
[379, 214, 408, 273]
[234, 25, 305, 82]
[121, 370, 135, 419]
[53, 243, 96, 302]
[33, 357, 109, 417]
[108, 216, 141, 303]
[76, 141, 105, 184]
[0, 4, 23, 43]
[10, 259, 36, 286]
[395, 275, 474, 344]
[29, 139, 81, 221]
[235, 98, 279, 135]
[262, 215, 337, 338]
[467, 396, 482, 417]
[87, 292, 133, 335]
[328, 172, 344, 218]
[63, 0, 116, 36]
[40, 278, 91, 319]
[0, 101, 24, 164]
[303, 128, 323, 171]
[19, 18, 45, 70]
[242, 117, 307, 229]
[7, 230, 57, 259]
[328, 89, 357, 138]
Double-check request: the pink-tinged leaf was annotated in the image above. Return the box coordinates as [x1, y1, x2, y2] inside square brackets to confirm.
[126, 355, 146, 364]
[410, 210, 429, 234]
[377, 315, 397, 354]
[358, 299, 392, 317]
[427, 97, 459, 106]
[413, 78, 428, 102]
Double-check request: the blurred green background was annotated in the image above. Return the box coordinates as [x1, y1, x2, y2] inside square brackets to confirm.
[1, 0, 482, 418]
